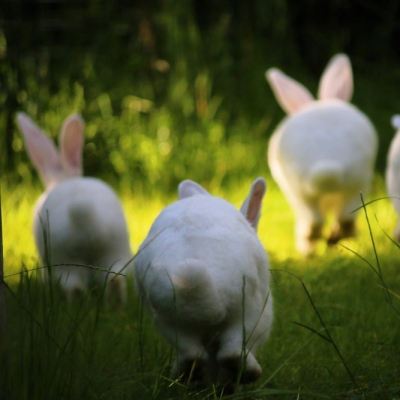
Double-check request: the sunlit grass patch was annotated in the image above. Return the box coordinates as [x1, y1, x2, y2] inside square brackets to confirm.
[2, 182, 39, 281]
[2, 173, 398, 278]
[121, 189, 173, 255]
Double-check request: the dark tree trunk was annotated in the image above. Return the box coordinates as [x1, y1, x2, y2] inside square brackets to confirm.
[0, 193, 9, 398]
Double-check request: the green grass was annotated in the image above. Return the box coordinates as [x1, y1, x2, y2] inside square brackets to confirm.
[2, 176, 400, 399]
[3, 3, 400, 397]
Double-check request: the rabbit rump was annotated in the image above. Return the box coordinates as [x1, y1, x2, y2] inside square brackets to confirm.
[134, 178, 273, 385]
[266, 53, 378, 254]
[386, 115, 400, 242]
[16, 112, 133, 303]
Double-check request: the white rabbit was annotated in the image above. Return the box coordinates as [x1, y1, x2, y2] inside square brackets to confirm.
[386, 115, 400, 242]
[134, 178, 273, 385]
[266, 53, 378, 254]
[16, 112, 133, 302]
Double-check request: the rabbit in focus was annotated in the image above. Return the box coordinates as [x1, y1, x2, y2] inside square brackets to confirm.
[266, 53, 378, 254]
[16, 112, 133, 302]
[386, 115, 400, 242]
[134, 178, 273, 385]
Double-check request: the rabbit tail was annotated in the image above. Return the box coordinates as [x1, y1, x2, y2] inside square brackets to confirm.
[307, 161, 344, 194]
[68, 200, 100, 231]
[150, 259, 226, 326]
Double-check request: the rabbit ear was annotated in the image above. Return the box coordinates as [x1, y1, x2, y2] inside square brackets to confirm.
[392, 115, 400, 130]
[59, 114, 85, 176]
[240, 177, 267, 230]
[16, 112, 64, 188]
[178, 180, 210, 199]
[266, 68, 314, 114]
[318, 53, 353, 101]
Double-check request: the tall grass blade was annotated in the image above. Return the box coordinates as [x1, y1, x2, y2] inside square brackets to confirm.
[272, 269, 362, 394]
[5, 280, 99, 398]
[259, 334, 316, 387]
[350, 196, 395, 212]
[343, 194, 400, 317]
[360, 193, 382, 278]
[289, 321, 331, 343]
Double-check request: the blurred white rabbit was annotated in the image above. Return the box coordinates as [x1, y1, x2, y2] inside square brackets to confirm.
[266, 53, 378, 254]
[134, 178, 273, 385]
[386, 115, 400, 242]
[16, 112, 133, 302]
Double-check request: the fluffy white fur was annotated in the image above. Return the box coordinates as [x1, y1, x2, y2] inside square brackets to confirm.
[386, 115, 400, 241]
[134, 178, 273, 384]
[266, 53, 378, 254]
[16, 112, 133, 302]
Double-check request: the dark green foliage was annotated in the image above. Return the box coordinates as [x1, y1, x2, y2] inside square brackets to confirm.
[2, 0, 400, 193]
[3, 271, 174, 399]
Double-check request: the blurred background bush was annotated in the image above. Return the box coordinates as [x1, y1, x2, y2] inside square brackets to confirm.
[2, 0, 400, 194]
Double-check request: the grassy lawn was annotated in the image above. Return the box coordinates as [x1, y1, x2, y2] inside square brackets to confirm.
[3, 2, 400, 397]
[2, 174, 400, 399]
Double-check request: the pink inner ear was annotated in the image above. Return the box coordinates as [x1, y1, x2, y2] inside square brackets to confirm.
[63, 130, 83, 168]
[24, 128, 59, 166]
[246, 189, 263, 226]
[245, 180, 266, 227]
[318, 54, 353, 101]
[60, 117, 84, 173]
[266, 68, 314, 114]
[16, 113, 63, 187]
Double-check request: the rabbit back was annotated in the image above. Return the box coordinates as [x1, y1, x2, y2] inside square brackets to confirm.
[386, 117, 400, 203]
[386, 116, 400, 240]
[269, 100, 377, 198]
[134, 179, 272, 383]
[34, 177, 132, 274]
[266, 54, 378, 252]
[135, 195, 270, 327]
